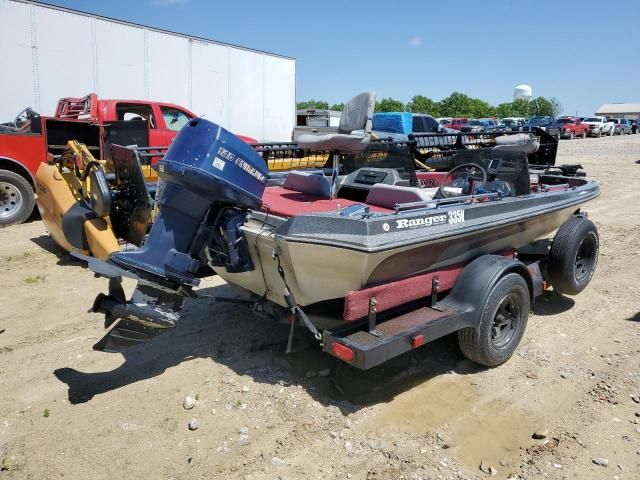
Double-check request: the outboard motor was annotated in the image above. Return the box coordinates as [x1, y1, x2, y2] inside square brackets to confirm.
[89, 119, 268, 351]
[111, 118, 267, 285]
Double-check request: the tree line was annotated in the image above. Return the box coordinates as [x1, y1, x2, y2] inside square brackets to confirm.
[297, 92, 563, 118]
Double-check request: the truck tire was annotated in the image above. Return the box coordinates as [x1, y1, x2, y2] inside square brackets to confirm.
[607, 128, 613, 136]
[581, 130, 587, 139]
[0, 169, 35, 227]
[458, 273, 530, 367]
[568, 132, 574, 140]
[548, 217, 599, 295]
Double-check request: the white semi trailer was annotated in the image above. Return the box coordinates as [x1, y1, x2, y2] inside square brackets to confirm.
[0, 0, 296, 142]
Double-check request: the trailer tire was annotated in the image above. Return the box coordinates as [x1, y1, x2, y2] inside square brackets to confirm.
[458, 273, 530, 367]
[548, 217, 599, 295]
[0, 169, 35, 227]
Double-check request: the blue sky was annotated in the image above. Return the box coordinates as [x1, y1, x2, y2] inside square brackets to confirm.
[41, 0, 639, 116]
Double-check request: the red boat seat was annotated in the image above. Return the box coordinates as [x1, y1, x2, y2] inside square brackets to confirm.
[261, 186, 392, 217]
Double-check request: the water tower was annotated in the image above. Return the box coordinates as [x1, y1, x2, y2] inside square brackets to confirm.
[513, 84, 532, 101]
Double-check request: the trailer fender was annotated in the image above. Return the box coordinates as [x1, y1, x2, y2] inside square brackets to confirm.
[440, 255, 536, 327]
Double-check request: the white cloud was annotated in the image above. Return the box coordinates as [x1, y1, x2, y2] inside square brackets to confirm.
[408, 36, 422, 47]
[152, 0, 188, 7]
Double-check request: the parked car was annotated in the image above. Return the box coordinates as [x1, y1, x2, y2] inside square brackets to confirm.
[0, 93, 256, 227]
[523, 116, 561, 139]
[610, 118, 632, 135]
[487, 118, 525, 133]
[582, 116, 614, 137]
[557, 116, 590, 139]
[460, 119, 497, 133]
[443, 118, 469, 130]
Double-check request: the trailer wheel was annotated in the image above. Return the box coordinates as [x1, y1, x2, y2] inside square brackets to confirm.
[458, 273, 530, 367]
[0, 169, 35, 227]
[548, 217, 599, 295]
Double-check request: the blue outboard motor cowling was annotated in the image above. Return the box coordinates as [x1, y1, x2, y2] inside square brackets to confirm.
[110, 118, 268, 285]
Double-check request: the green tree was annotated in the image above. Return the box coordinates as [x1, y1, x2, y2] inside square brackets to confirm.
[496, 103, 514, 118]
[468, 98, 496, 118]
[529, 97, 555, 116]
[549, 97, 562, 117]
[439, 92, 473, 117]
[406, 95, 441, 117]
[296, 99, 329, 110]
[511, 99, 531, 117]
[375, 98, 405, 112]
[330, 103, 344, 111]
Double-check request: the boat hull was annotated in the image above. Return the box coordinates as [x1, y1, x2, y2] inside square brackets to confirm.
[213, 184, 598, 308]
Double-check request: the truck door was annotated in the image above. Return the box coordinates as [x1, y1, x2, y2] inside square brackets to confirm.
[113, 103, 163, 148]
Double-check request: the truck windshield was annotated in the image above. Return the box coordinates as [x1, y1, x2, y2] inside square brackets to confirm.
[526, 117, 549, 125]
[557, 118, 574, 124]
[583, 118, 600, 122]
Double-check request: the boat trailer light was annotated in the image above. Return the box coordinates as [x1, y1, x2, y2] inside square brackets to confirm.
[412, 334, 425, 348]
[331, 342, 355, 362]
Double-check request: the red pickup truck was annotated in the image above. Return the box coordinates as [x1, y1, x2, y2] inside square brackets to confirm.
[557, 116, 590, 139]
[0, 94, 255, 226]
[443, 118, 469, 130]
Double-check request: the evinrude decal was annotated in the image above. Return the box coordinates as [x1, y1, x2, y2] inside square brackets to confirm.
[217, 146, 266, 183]
[393, 209, 465, 230]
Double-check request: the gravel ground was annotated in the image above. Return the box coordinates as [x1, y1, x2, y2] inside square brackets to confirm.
[1, 134, 639, 480]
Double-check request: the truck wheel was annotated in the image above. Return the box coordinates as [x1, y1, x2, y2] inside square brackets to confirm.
[458, 273, 530, 367]
[581, 130, 587, 139]
[607, 129, 613, 136]
[548, 217, 599, 295]
[568, 132, 574, 140]
[0, 169, 35, 227]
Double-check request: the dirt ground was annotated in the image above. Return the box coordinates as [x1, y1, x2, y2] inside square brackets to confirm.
[1, 134, 639, 480]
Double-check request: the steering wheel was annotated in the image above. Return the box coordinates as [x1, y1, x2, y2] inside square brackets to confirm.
[438, 163, 487, 198]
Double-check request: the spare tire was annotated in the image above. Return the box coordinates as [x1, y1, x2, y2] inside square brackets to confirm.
[548, 216, 599, 295]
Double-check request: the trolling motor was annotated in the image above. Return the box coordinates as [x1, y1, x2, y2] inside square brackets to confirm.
[88, 118, 268, 351]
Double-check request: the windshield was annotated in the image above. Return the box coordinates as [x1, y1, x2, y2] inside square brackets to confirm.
[526, 116, 550, 125]
[583, 117, 600, 122]
[342, 143, 416, 183]
[468, 120, 482, 126]
[557, 118, 575, 124]
[610, 119, 620, 124]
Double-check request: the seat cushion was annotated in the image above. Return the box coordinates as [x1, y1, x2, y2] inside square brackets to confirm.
[365, 184, 438, 209]
[297, 133, 370, 153]
[261, 187, 392, 217]
[282, 170, 331, 198]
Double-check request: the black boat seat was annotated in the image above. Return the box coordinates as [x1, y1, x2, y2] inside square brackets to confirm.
[365, 184, 438, 209]
[297, 92, 376, 154]
[282, 170, 331, 198]
[493, 133, 539, 154]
